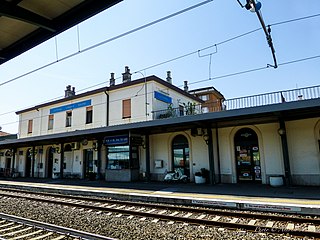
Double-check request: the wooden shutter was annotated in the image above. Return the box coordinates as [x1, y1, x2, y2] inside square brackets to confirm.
[122, 99, 131, 118]
[28, 119, 33, 133]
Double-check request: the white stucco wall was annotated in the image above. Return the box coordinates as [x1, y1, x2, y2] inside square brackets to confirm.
[18, 93, 108, 138]
[287, 118, 320, 182]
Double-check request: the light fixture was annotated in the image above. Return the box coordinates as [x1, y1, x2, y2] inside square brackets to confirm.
[56, 147, 61, 154]
[92, 142, 98, 151]
[278, 128, 286, 136]
[203, 134, 210, 145]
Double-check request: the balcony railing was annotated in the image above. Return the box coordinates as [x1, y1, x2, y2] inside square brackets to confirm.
[152, 85, 320, 120]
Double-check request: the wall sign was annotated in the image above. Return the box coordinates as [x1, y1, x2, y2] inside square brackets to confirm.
[154, 91, 172, 104]
[50, 99, 91, 114]
[104, 135, 129, 146]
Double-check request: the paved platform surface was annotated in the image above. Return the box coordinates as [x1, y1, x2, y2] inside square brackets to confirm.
[0, 178, 319, 215]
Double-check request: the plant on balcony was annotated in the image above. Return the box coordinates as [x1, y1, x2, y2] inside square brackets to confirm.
[159, 103, 176, 119]
[184, 102, 196, 115]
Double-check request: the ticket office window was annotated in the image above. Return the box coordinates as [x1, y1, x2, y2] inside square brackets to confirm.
[107, 145, 139, 170]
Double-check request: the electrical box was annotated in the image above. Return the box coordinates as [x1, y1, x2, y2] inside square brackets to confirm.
[155, 160, 163, 168]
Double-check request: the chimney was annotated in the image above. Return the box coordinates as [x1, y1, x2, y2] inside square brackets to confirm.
[65, 85, 76, 98]
[122, 66, 131, 83]
[184, 81, 189, 92]
[110, 72, 115, 86]
[166, 71, 172, 84]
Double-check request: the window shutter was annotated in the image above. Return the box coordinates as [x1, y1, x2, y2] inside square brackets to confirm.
[122, 99, 131, 118]
[28, 120, 33, 133]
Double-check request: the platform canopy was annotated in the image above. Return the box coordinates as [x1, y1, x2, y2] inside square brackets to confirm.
[0, 0, 122, 65]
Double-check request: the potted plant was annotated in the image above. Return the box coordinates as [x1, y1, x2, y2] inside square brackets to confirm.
[194, 171, 206, 184]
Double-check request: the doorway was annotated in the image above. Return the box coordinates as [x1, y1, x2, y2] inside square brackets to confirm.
[25, 149, 32, 177]
[172, 135, 190, 180]
[234, 128, 261, 182]
[83, 149, 94, 179]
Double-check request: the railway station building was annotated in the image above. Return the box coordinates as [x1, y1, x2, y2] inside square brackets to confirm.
[0, 67, 319, 186]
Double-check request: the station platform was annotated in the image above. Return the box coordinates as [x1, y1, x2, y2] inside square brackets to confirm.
[0, 178, 319, 216]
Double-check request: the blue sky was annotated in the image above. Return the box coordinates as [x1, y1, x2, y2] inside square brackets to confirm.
[1, 0, 320, 133]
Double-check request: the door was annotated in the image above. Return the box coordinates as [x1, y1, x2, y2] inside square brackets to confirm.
[172, 135, 190, 180]
[83, 149, 94, 179]
[25, 149, 32, 177]
[234, 128, 261, 182]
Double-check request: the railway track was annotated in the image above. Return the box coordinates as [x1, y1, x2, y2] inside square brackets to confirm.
[0, 188, 319, 238]
[0, 212, 115, 240]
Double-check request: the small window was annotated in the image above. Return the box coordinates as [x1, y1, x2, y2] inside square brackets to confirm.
[66, 111, 72, 127]
[200, 95, 209, 101]
[202, 107, 209, 113]
[27, 120, 33, 133]
[48, 115, 54, 130]
[86, 106, 93, 124]
[122, 99, 131, 119]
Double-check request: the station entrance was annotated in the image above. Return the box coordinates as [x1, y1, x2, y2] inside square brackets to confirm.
[172, 135, 190, 180]
[234, 128, 261, 183]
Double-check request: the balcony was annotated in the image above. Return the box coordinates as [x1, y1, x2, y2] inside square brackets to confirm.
[152, 85, 320, 120]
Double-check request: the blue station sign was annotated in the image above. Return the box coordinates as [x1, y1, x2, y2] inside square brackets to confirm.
[50, 99, 91, 114]
[154, 91, 172, 104]
[104, 135, 129, 146]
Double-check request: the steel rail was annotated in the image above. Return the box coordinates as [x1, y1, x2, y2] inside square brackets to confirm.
[0, 189, 319, 238]
[0, 212, 116, 240]
[0, 188, 319, 224]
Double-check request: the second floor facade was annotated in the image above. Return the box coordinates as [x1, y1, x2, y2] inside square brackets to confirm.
[16, 69, 204, 139]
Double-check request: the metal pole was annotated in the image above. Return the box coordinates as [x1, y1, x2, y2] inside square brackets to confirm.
[279, 119, 292, 185]
[207, 128, 215, 184]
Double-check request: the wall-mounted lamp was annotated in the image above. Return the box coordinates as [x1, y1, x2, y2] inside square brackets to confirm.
[141, 140, 146, 149]
[203, 134, 210, 145]
[278, 128, 286, 136]
[55, 147, 61, 154]
[92, 142, 98, 151]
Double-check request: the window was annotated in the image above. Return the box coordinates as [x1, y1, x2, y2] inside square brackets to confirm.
[107, 146, 130, 169]
[48, 115, 54, 130]
[200, 95, 209, 101]
[107, 145, 139, 170]
[86, 106, 93, 124]
[27, 120, 33, 133]
[202, 106, 209, 113]
[122, 99, 131, 118]
[66, 111, 72, 127]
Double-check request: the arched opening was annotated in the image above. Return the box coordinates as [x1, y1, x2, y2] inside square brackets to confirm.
[172, 135, 190, 180]
[234, 128, 261, 183]
[4, 150, 12, 177]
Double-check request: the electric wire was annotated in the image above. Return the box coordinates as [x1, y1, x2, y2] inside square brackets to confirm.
[0, 12, 319, 120]
[1, 53, 320, 129]
[0, 0, 213, 88]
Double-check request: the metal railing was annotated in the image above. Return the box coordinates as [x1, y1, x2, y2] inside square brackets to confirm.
[152, 85, 320, 120]
[225, 85, 320, 110]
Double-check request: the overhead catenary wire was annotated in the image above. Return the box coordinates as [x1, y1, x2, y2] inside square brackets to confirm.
[0, 12, 319, 118]
[0, 0, 213, 88]
[1, 53, 320, 129]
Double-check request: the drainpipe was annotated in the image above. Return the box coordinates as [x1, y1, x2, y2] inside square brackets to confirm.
[60, 143, 64, 179]
[97, 139, 102, 179]
[145, 134, 150, 182]
[12, 148, 16, 175]
[104, 91, 109, 126]
[279, 118, 292, 185]
[32, 146, 35, 177]
[207, 127, 215, 184]
[215, 125, 221, 183]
